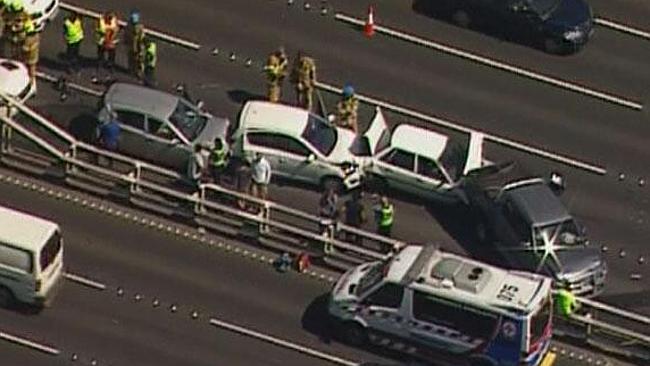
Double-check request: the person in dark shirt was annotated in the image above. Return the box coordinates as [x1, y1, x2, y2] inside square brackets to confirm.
[96, 112, 121, 167]
[342, 190, 366, 245]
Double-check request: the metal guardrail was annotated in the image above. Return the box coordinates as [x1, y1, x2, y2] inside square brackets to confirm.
[0, 93, 648, 362]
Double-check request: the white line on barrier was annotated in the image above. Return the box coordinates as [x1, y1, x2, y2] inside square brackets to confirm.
[595, 17, 650, 40]
[0, 330, 60, 355]
[334, 13, 643, 111]
[60, 2, 201, 50]
[208, 318, 359, 366]
[64, 272, 107, 290]
[36, 71, 103, 97]
[316, 81, 607, 175]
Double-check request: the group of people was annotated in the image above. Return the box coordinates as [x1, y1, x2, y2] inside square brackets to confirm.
[62, 9, 157, 86]
[319, 188, 395, 239]
[0, 0, 40, 85]
[263, 48, 360, 133]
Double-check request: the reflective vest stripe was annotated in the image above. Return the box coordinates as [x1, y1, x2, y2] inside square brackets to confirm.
[64, 19, 84, 44]
[210, 146, 227, 167]
[379, 204, 393, 227]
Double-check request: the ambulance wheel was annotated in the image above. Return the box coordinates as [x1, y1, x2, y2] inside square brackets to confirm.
[0, 286, 15, 308]
[341, 322, 367, 346]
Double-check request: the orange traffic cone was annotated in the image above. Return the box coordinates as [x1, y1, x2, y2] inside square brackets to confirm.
[364, 6, 375, 37]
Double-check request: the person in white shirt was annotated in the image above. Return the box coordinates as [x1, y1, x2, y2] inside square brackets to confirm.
[187, 144, 206, 186]
[250, 153, 271, 200]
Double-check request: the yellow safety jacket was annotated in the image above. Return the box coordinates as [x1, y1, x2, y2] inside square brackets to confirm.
[379, 203, 394, 227]
[145, 42, 156, 68]
[64, 18, 84, 45]
[96, 16, 118, 48]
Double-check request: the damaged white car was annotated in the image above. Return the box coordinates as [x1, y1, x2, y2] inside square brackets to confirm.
[356, 107, 490, 203]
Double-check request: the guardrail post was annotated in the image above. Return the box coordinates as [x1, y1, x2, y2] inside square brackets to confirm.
[321, 219, 335, 255]
[65, 144, 77, 174]
[130, 163, 142, 193]
[260, 201, 271, 233]
[0, 122, 11, 152]
[196, 185, 206, 214]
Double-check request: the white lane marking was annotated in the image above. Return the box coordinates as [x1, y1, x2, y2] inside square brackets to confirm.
[60, 2, 201, 50]
[64, 273, 107, 291]
[0, 330, 60, 355]
[334, 13, 643, 111]
[36, 71, 103, 97]
[209, 318, 359, 366]
[316, 81, 607, 175]
[595, 17, 650, 40]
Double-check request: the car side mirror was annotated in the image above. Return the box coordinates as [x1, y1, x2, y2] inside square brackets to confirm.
[306, 154, 316, 163]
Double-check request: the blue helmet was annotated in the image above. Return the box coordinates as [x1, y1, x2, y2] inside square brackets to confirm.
[342, 84, 355, 98]
[129, 10, 141, 24]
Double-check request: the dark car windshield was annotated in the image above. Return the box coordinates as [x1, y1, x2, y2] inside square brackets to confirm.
[168, 100, 207, 141]
[533, 219, 583, 247]
[301, 115, 338, 156]
[528, 0, 561, 18]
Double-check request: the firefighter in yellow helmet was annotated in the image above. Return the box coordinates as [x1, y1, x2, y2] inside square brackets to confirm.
[6, 0, 28, 60]
[263, 48, 288, 103]
[291, 51, 316, 111]
[21, 13, 38, 85]
[124, 10, 145, 79]
[336, 84, 359, 133]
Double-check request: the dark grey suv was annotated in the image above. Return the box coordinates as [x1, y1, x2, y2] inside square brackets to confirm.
[464, 177, 606, 297]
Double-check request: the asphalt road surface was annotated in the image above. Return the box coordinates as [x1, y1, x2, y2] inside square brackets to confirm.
[27, 0, 649, 315]
[0, 171, 626, 366]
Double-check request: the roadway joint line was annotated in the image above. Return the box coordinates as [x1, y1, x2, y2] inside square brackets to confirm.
[60, 2, 201, 50]
[334, 13, 642, 111]
[316, 81, 607, 175]
[64, 272, 107, 290]
[595, 17, 650, 41]
[209, 318, 359, 366]
[0, 330, 60, 355]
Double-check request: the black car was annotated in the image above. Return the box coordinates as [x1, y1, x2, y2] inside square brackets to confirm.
[413, 0, 594, 53]
[462, 176, 607, 297]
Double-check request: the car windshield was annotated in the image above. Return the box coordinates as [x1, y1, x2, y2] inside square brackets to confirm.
[533, 219, 583, 247]
[356, 261, 388, 296]
[528, 0, 561, 18]
[168, 100, 207, 141]
[301, 115, 338, 156]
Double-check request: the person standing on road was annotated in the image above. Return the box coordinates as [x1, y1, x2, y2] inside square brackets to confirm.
[336, 84, 359, 133]
[187, 144, 207, 187]
[142, 37, 156, 87]
[21, 13, 38, 86]
[124, 10, 145, 79]
[250, 153, 271, 201]
[555, 283, 580, 318]
[374, 194, 394, 238]
[93, 11, 119, 83]
[342, 190, 366, 244]
[96, 111, 121, 167]
[208, 139, 228, 185]
[63, 11, 84, 75]
[264, 52, 282, 103]
[291, 51, 316, 111]
[6, 0, 28, 60]
[318, 187, 339, 231]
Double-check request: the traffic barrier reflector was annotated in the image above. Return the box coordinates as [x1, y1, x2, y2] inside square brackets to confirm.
[364, 6, 375, 37]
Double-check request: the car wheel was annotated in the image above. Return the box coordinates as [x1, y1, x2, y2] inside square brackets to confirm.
[322, 176, 344, 193]
[0, 286, 15, 308]
[543, 37, 562, 54]
[452, 10, 471, 28]
[341, 322, 368, 346]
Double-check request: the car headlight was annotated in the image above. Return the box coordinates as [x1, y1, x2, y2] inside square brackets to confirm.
[340, 162, 358, 176]
[563, 30, 583, 41]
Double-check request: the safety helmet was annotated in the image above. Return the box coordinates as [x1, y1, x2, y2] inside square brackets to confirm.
[129, 10, 140, 24]
[342, 84, 355, 98]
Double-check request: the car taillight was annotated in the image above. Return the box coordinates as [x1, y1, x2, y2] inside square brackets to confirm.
[35, 279, 42, 292]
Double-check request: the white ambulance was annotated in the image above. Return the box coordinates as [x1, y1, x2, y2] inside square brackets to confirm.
[329, 245, 555, 366]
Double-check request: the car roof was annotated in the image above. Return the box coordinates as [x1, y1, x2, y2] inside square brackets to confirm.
[388, 245, 549, 314]
[240, 101, 309, 137]
[391, 124, 448, 160]
[105, 83, 179, 119]
[0, 205, 58, 252]
[505, 180, 573, 226]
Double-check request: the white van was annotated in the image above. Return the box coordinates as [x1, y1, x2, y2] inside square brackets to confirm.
[329, 245, 554, 366]
[0, 205, 64, 308]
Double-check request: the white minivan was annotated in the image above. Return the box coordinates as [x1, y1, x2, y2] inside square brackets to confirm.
[0, 205, 64, 308]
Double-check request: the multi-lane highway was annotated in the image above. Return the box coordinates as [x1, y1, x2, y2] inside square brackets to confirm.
[1, 0, 649, 364]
